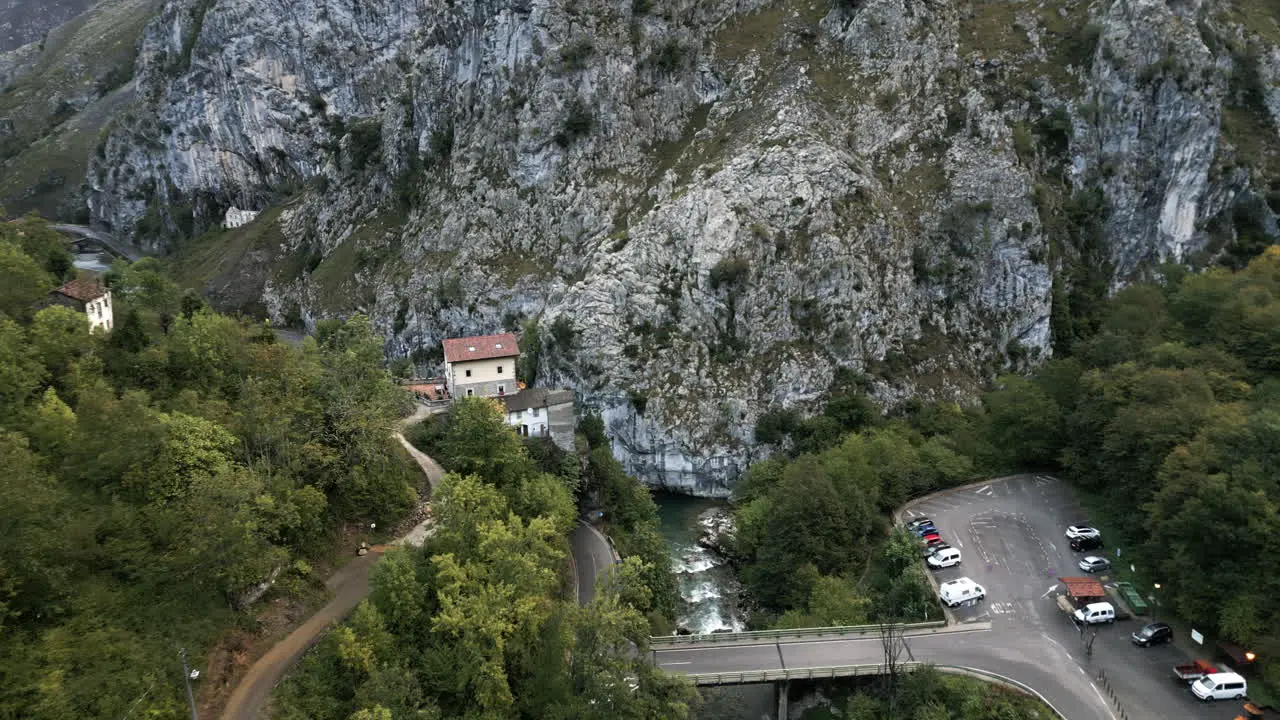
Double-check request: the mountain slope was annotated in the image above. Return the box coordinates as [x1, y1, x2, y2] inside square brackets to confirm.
[89, 0, 1280, 493]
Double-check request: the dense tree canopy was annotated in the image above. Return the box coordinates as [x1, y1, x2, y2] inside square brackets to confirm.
[0, 218, 418, 717]
[277, 399, 697, 719]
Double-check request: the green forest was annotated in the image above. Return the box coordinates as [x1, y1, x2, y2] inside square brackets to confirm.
[0, 215, 419, 717]
[738, 247, 1280, 689]
[277, 397, 698, 719]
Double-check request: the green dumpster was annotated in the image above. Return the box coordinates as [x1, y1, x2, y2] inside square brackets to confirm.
[1116, 581, 1149, 615]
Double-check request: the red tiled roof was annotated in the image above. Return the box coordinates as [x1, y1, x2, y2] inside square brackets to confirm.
[1061, 577, 1106, 599]
[442, 333, 520, 363]
[54, 278, 107, 302]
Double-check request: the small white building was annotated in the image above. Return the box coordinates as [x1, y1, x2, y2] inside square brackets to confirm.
[499, 388, 576, 451]
[49, 279, 113, 333]
[223, 207, 260, 229]
[442, 333, 521, 399]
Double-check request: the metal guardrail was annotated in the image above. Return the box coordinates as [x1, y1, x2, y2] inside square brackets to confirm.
[649, 620, 948, 648]
[687, 662, 912, 686]
[686, 661, 1069, 719]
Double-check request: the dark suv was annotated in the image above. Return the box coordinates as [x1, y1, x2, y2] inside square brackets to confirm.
[1070, 535, 1103, 552]
[1131, 622, 1173, 647]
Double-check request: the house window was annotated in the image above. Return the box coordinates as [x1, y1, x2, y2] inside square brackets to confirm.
[466, 388, 474, 397]
[497, 385, 505, 396]
[531, 408, 539, 417]
[465, 369, 472, 377]
[497, 365, 503, 374]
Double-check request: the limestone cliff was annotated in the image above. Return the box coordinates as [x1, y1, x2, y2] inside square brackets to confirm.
[85, 0, 1280, 494]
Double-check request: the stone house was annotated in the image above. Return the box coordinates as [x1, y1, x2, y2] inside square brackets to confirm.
[48, 278, 113, 333]
[442, 333, 520, 399]
[499, 388, 576, 451]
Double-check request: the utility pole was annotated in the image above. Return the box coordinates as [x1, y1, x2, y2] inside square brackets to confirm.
[179, 647, 199, 720]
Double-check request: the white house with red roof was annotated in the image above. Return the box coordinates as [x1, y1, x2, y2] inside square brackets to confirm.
[48, 278, 113, 333]
[442, 332, 520, 399]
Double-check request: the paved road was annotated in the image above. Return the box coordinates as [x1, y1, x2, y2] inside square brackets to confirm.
[219, 404, 443, 720]
[655, 475, 1252, 720]
[51, 223, 144, 261]
[903, 474, 1244, 720]
[571, 521, 619, 604]
[654, 624, 1113, 719]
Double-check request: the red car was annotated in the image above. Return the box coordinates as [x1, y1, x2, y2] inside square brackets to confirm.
[921, 533, 942, 544]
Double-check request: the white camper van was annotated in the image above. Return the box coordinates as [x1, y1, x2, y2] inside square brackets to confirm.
[938, 578, 985, 607]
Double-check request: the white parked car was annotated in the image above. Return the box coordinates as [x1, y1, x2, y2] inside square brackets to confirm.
[938, 577, 985, 607]
[927, 547, 962, 569]
[1072, 602, 1115, 625]
[1192, 672, 1247, 701]
[1065, 525, 1101, 540]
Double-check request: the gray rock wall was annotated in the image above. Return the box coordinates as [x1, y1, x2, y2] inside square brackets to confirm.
[86, 0, 1280, 494]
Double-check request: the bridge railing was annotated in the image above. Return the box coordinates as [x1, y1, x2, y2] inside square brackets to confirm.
[685, 662, 1067, 718]
[687, 661, 919, 686]
[649, 620, 947, 648]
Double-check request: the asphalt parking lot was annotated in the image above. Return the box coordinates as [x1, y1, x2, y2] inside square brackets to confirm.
[905, 474, 1253, 720]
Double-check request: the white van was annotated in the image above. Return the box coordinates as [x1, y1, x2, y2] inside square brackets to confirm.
[1192, 672, 1247, 701]
[938, 577, 985, 607]
[927, 547, 962, 569]
[1072, 602, 1115, 625]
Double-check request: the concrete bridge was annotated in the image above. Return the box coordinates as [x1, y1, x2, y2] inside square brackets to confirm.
[51, 223, 144, 262]
[647, 620, 1104, 719]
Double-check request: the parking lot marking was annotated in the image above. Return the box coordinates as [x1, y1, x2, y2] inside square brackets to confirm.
[1041, 585, 1059, 599]
[975, 485, 994, 496]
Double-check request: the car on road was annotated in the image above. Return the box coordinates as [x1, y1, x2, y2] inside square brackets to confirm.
[912, 523, 939, 536]
[938, 577, 985, 607]
[927, 547, 962, 569]
[1131, 622, 1173, 647]
[1078, 556, 1111, 573]
[1070, 535, 1104, 552]
[906, 517, 932, 529]
[1065, 525, 1101, 540]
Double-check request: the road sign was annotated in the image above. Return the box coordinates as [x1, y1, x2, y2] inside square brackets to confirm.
[1191, 629, 1204, 645]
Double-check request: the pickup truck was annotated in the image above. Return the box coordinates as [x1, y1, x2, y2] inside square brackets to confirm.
[1173, 659, 1219, 683]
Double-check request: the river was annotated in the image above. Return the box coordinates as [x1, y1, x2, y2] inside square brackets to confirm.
[655, 492, 745, 635]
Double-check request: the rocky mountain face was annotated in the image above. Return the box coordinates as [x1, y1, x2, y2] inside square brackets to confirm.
[86, 0, 1280, 495]
[0, 0, 98, 52]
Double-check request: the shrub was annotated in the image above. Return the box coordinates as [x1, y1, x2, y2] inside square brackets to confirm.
[554, 100, 594, 148]
[347, 119, 383, 172]
[560, 39, 595, 72]
[709, 256, 750, 290]
[652, 40, 686, 75]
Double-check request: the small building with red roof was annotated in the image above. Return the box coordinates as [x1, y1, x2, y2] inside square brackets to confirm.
[442, 333, 520, 399]
[48, 278, 113, 333]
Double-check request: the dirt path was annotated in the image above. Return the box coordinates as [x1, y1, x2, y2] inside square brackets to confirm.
[218, 403, 446, 720]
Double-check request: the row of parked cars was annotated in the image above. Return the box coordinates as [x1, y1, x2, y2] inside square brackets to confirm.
[1064, 526, 1251, 702]
[905, 517, 983, 607]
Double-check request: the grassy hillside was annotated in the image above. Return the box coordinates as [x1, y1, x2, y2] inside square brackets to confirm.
[0, 0, 157, 219]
